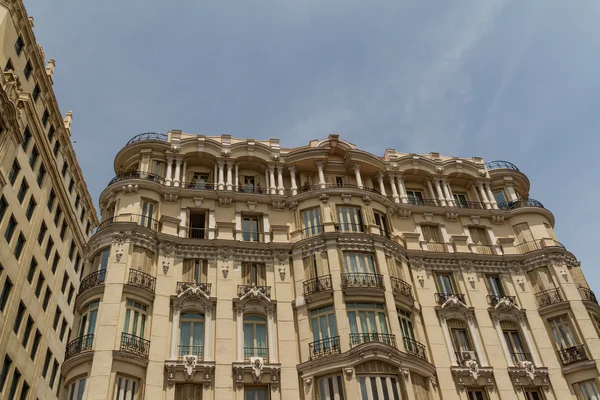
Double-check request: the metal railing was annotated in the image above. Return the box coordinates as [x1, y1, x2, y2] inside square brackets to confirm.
[240, 231, 266, 243]
[509, 352, 532, 364]
[297, 184, 321, 194]
[302, 225, 324, 239]
[178, 345, 204, 359]
[487, 295, 516, 307]
[390, 277, 413, 299]
[515, 240, 544, 253]
[349, 333, 396, 348]
[341, 273, 385, 289]
[236, 185, 269, 194]
[184, 181, 215, 190]
[497, 198, 544, 211]
[335, 222, 365, 233]
[108, 171, 165, 186]
[127, 269, 156, 293]
[474, 244, 495, 255]
[403, 337, 427, 361]
[309, 336, 341, 360]
[407, 198, 440, 207]
[244, 347, 268, 362]
[120, 333, 150, 359]
[126, 132, 168, 145]
[435, 293, 466, 306]
[579, 287, 598, 305]
[176, 281, 211, 296]
[485, 160, 520, 171]
[78, 270, 106, 295]
[65, 334, 94, 360]
[184, 227, 207, 239]
[303, 275, 332, 296]
[455, 200, 486, 210]
[324, 182, 381, 194]
[237, 285, 271, 298]
[423, 242, 448, 253]
[97, 214, 161, 232]
[557, 345, 589, 366]
[534, 288, 563, 308]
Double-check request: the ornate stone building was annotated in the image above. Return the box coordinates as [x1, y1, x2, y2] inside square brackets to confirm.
[0, 1, 98, 399]
[65, 130, 600, 400]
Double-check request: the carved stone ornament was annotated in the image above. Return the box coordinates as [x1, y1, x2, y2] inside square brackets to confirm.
[270, 368, 281, 389]
[341, 194, 352, 204]
[471, 215, 480, 225]
[247, 201, 257, 211]
[234, 367, 244, 388]
[250, 357, 264, 382]
[115, 248, 124, 262]
[160, 242, 175, 258]
[278, 266, 286, 281]
[517, 279, 525, 291]
[304, 377, 313, 387]
[424, 213, 433, 222]
[362, 195, 371, 204]
[288, 201, 299, 210]
[492, 215, 505, 224]
[166, 364, 176, 387]
[319, 194, 329, 203]
[162, 260, 169, 275]
[561, 270, 568, 282]
[163, 193, 178, 202]
[184, 355, 198, 380]
[445, 212, 458, 221]
[397, 209, 412, 218]
[112, 231, 127, 246]
[410, 258, 424, 271]
[468, 276, 475, 289]
[460, 259, 473, 273]
[418, 275, 425, 288]
[222, 264, 229, 279]
[122, 184, 139, 193]
[402, 368, 410, 380]
[219, 197, 232, 207]
[193, 197, 204, 208]
[203, 366, 214, 387]
[344, 368, 354, 378]
[272, 201, 285, 211]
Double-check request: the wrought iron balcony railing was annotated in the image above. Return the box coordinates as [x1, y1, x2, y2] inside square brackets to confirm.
[349, 333, 396, 348]
[341, 273, 385, 290]
[535, 288, 563, 308]
[176, 281, 211, 296]
[178, 345, 204, 359]
[237, 285, 271, 298]
[240, 231, 266, 243]
[403, 337, 427, 361]
[454, 200, 486, 210]
[108, 171, 165, 186]
[407, 197, 440, 207]
[302, 224, 324, 239]
[435, 293, 466, 306]
[126, 132, 168, 145]
[78, 270, 106, 295]
[579, 287, 598, 305]
[485, 160, 520, 171]
[557, 344, 589, 366]
[97, 214, 161, 232]
[509, 352, 532, 365]
[184, 181, 215, 190]
[127, 269, 156, 294]
[65, 334, 94, 360]
[120, 333, 150, 359]
[236, 185, 269, 194]
[390, 277, 413, 299]
[497, 198, 544, 211]
[244, 347, 268, 362]
[487, 295, 516, 307]
[184, 227, 207, 239]
[335, 222, 365, 233]
[303, 275, 332, 296]
[309, 336, 341, 360]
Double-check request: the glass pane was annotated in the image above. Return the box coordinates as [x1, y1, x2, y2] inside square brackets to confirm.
[87, 309, 98, 335]
[360, 378, 369, 400]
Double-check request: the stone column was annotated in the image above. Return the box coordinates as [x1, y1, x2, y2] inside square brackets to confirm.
[316, 161, 326, 188]
[181, 161, 187, 186]
[289, 166, 298, 195]
[165, 156, 173, 186]
[234, 163, 239, 191]
[226, 161, 233, 191]
[264, 167, 269, 190]
[396, 175, 408, 204]
[173, 157, 182, 188]
[440, 317, 458, 365]
[467, 317, 488, 366]
[179, 208, 187, 238]
[267, 308, 276, 362]
[476, 182, 491, 209]
[485, 183, 498, 209]
[377, 172, 386, 196]
[213, 163, 218, 190]
[353, 164, 363, 189]
[208, 211, 216, 240]
[204, 306, 212, 361]
[170, 308, 180, 359]
[276, 165, 284, 195]
[268, 165, 277, 194]
[217, 161, 225, 190]
[426, 180, 436, 200]
[441, 179, 453, 206]
[433, 179, 447, 206]
[236, 308, 243, 361]
[389, 175, 400, 203]
[519, 318, 542, 367]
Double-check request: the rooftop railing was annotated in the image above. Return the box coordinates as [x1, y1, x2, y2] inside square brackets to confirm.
[497, 198, 544, 211]
[126, 132, 168, 145]
[485, 160, 520, 171]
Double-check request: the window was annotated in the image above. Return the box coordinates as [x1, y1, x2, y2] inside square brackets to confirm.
[49, 360, 59, 388]
[77, 302, 99, 352]
[0, 355, 11, 392]
[123, 300, 147, 338]
[0, 196, 7, 223]
[501, 321, 528, 364]
[548, 315, 579, 350]
[25, 197, 36, 220]
[60, 319, 68, 341]
[411, 373, 431, 400]
[374, 211, 390, 237]
[302, 208, 322, 237]
[317, 375, 345, 400]
[61, 272, 69, 293]
[75, 194, 80, 209]
[336, 206, 363, 232]
[22, 127, 32, 151]
[242, 262, 266, 286]
[113, 375, 138, 400]
[65, 377, 87, 400]
[421, 225, 446, 252]
[30, 330, 41, 360]
[140, 200, 157, 229]
[80, 207, 85, 222]
[469, 227, 492, 254]
[38, 222, 47, 244]
[45, 237, 54, 260]
[179, 313, 204, 358]
[62, 162, 69, 178]
[242, 215, 262, 242]
[14, 233, 25, 259]
[357, 365, 401, 400]
[513, 222, 535, 247]
[153, 160, 165, 177]
[27, 258, 37, 283]
[435, 273, 456, 295]
[32, 84, 40, 102]
[42, 109, 50, 127]
[8, 159, 20, 185]
[175, 384, 203, 400]
[13, 301, 26, 334]
[14, 36, 24, 55]
[37, 163, 46, 186]
[527, 266, 555, 293]
[68, 178, 74, 193]
[243, 315, 268, 361]
[47, 189, 56, 210]
[303, 252, 329, 281]
[53, 306, 61, 330]
[69, 240, 76, 260]
[42, 350, 52, 378]
[398, 309, 417, 352]
[35, 273, 45, 297]
[342, 252, 378, 286]
[16, 179, 28, 203]
[48, 125, 55, 141]
[467, 389, 488, 400]
[310, 305, 338, 356]
[60, 221, 68, 240]
[493, 190, 507, 205]
[485, 274, 505, 298]
[67, 284, 75, 305]
[29, 145, 39, 167]
[347, 303, 390, 346]
[0, 278, 13, 312]
[245, 387, 268, 400]
[406, 190, 424, 205]
[4, 58, 13, 71]
[453, 193, 469, 207]
[8, 367, 20, 399]
[23, 61, 32, 80]
[22, 316, 33, 347]
[54, 205, 62, 226]
[449, 319, 475, 364]
[42, 288, 51, 310]
[182, 259, 207, 284]
[578, 380, 600, 400]
[74, 253, 81, 273]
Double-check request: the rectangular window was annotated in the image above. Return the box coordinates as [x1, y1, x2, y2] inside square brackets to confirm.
[358, 376, 400, 400]
[37, 163, 46, 186]
[52, 306, 62, 330]
[302, 208, 322, 237]
[493, 190, 507, 205]
[411, 373, 431, 400]
[342, 252, 377, 279]
[123, 300, 148, 338]
[501, 320, 528, 365]
[42, 350, 52, 378]
[22, 316, 34, 348]
[75, 194, 80, 209]
[42, 287, 51, 310]
[175, 384, 203, 400]
[69, 240, 76, 260]
[182, 259, 208, 284]
[51, 253, 60, 274]
[20, 380, 29, 400]
[23, 61, 32, 80]
[65, 377, 87, 400]
[49, 360, 58, 388]
[179, 313, 204, 358]
[0, 278, 13, 312]
[527, 266, 555, 293]
[435, 273, 456, 295]
[35, 273, 45, 297]
[0, 196, 7, 223]
[14, 233, 25, 259]
[140, 200, 157, 229]
[62, 162, 68, 178]
[513, 222, 534, 246]
[32, 84, 40, 102]
[67, 284, 75, 305]
[469, 227, 492, 254]
[8, 367, 20, 400]
[113, 375, 139, 400]
[548, 315, 579, 349]
[60, 221, 68, 240]
[406, 190, 424, 205]
[47, 189, 56, 211]
[398, 309, 416, 344]
[30, 330, 41, 360]
[80, 207, 85, 222]
[336, 206, 363, 232]
[453, 193, 469, 207]
[25, 197, 36, 220]
[13, 301, 26, 334]
[485, 274, 505, 298]
[54, 205, 62, 226]
[16, 179, 28, 203]
[60, 319, 68, 341]
[61, 272, 68, 293]
[578, 380, 600, 400]
[29, 145, 39, 167]
[449, 320, 475, 358]
[421, 225, 446, 252]
[43, 109, 50, 127]
[8, 159, 20, 185]
[14, 36, 24, 55]
[467, 389, 487, 400]
[242, 215, 262, 242]
[317, 375, 345, 400]
[38, 221, 47, 245]
[374, 211, 390, 237]
[347, 303, 390, 346]
[22, 127, 32, 151]
[0, 355, 12, 392]
[27, 258, 37, 283]
[4, 58, 13, 71]
[68, 178, 74, 193]
[48, 124, 55, 141]
[74, 253, 81, 272]
[310, 306, 339, 357]
[45, 237, 54, 260]
[242, 262, 266, 286]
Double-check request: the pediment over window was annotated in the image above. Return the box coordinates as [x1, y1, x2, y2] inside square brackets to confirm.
[236, 287, 274, 315]
[489, 297, 526, 323]
[173, 283, 213, 313]
[436, 295, 474, 321]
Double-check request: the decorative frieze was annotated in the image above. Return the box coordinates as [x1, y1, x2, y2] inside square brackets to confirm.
[336, 237, 375, 253]
[301, 239, 326, 258]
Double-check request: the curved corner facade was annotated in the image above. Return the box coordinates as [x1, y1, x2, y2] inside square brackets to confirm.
[62, 131, 600, 400]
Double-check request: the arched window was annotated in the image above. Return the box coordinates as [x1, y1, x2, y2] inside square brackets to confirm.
[65, 376, 87, 400]
[355, 361, 402, 400]
[179, 313, 204, 359]
[243, 315, 267, 361]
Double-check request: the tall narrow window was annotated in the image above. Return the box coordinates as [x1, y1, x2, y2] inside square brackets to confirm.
[78, 301, 99, 348]
[8, 160, 20, 185]
[336, 206, 363, 232]
[175, 384, 203, 400]
[14, 36, 24, 55]
[0, 195, 7, 223]
[13, 301, 26, 334]
[242, 215, 262, 242]
[27, 257, 37, 283]
[242, 262, 266, 286]
[243, 315, 268, 361]
[485, 274, 505, 300]
[29, 145, 39, 168]
[140, 200, 157, 229]
[493, 190, 507, 206]
[16, 179, 28, 203]
[421, 225, 446, 252]
[54, 205, 62, 226]
[406, 190, 424, 205]
[65, 377, 87, 400]
[317, 375, 345, 400]
[179, 313, 204, 358]
[398, 309, 419, 355]
[245, 387, 269, 400]
[25, 197, 36, 220]
[35, 273, 45, 297]
[123, 300, 148, 339]
[42, 288, 51, 310]
[182, 259, 207, 284]
[469, 227, 492, 254]
[22, 316, 34, 348]
[513, 222, 536, 252]
[49, 360, 59, 388]
[347, 303, 391, 346]
[0, 355, 12, 392]
[37, 163, 46, 186]
[21, 127, 31, 151]
[453, 193, 469, 208]
[302, 208, 322, 237]
[578, 380, 600, 400]
[548, 315, 579, 351]
[45, 237, 54, 260]
[8, 367, 20, 399]
[47, 189, 56, 211]
[310, 305, 338, 357]
[435, 273, 455, 296]
[374, 211, 390, 237]
[0, 277, 13, 312]
[14, 233, 25, 260]
[30, 330, 41, 360]
[32, 84, 40, 102]
[449, 319, 475, 365]
[501, 321, 529, 364]
[42, 350, 52, 378]
[24, 61, 32, 80]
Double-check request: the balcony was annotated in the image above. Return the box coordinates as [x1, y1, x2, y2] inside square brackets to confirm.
[487, 295, 516, 307]
[309, 336, 341, 360]
[403, 337, 427, 361]
[454, 200, 486, 210]
[78, 270, 106, 296]
[349, 333, 396, 348]
[473, 244, 495, 255]
[127, 269, 156, 294]
[303, 275, 332, 297]
[240, 231, 267, 243]
[108, 171, 165, 186]
[184, 181, 215, 191]
[126, 132, 168, 145]
[407, 197, 441, 207]
[295, 182, 381, 196]
[120, 333, 150, 359]
[301, 225, 324, 239]
[435, 293, 466, 306]
[178, 345, 204, 360]
[390, 277, 414, 299]
[534, 288, 563, 308]
[509, 352, 532, 365]
[497, 198, 544, 211]
[422, 242, 448, 253]
[177, 281, 211, 296]
[237, 285, 271, 299]
[97, 214, 161, 233]
[182, 227, 207, 239]
[556, 344, 589, 366]
[335, 223, 365, 234]
[579, 287, 598, 305]
[485, 160, 520, 171]
[244, 347, 268, 362]
[236, 185, 269, 194]
[65, 334, 94, 361]
[341, 273, 385, 290]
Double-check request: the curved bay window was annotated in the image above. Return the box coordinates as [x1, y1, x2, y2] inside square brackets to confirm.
[347, 303, 393, 347]
[302, 208, 322, 238]
[77, 301, 99, 349]
[356, 361, 402, 400]
[317, 375, 345, 400]
[65, 376, 87, 400]
[179, 313, 204, 359]
[310, 306, 339, 358]
[336, 206, 363, 232]
[244, 315, 268, 361]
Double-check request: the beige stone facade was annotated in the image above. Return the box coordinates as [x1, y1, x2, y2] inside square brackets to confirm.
[60, 130, 600, 400]
[0, 1, 99, 399]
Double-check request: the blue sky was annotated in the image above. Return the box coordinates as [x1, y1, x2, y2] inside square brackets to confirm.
[24, 0, 600, 291]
